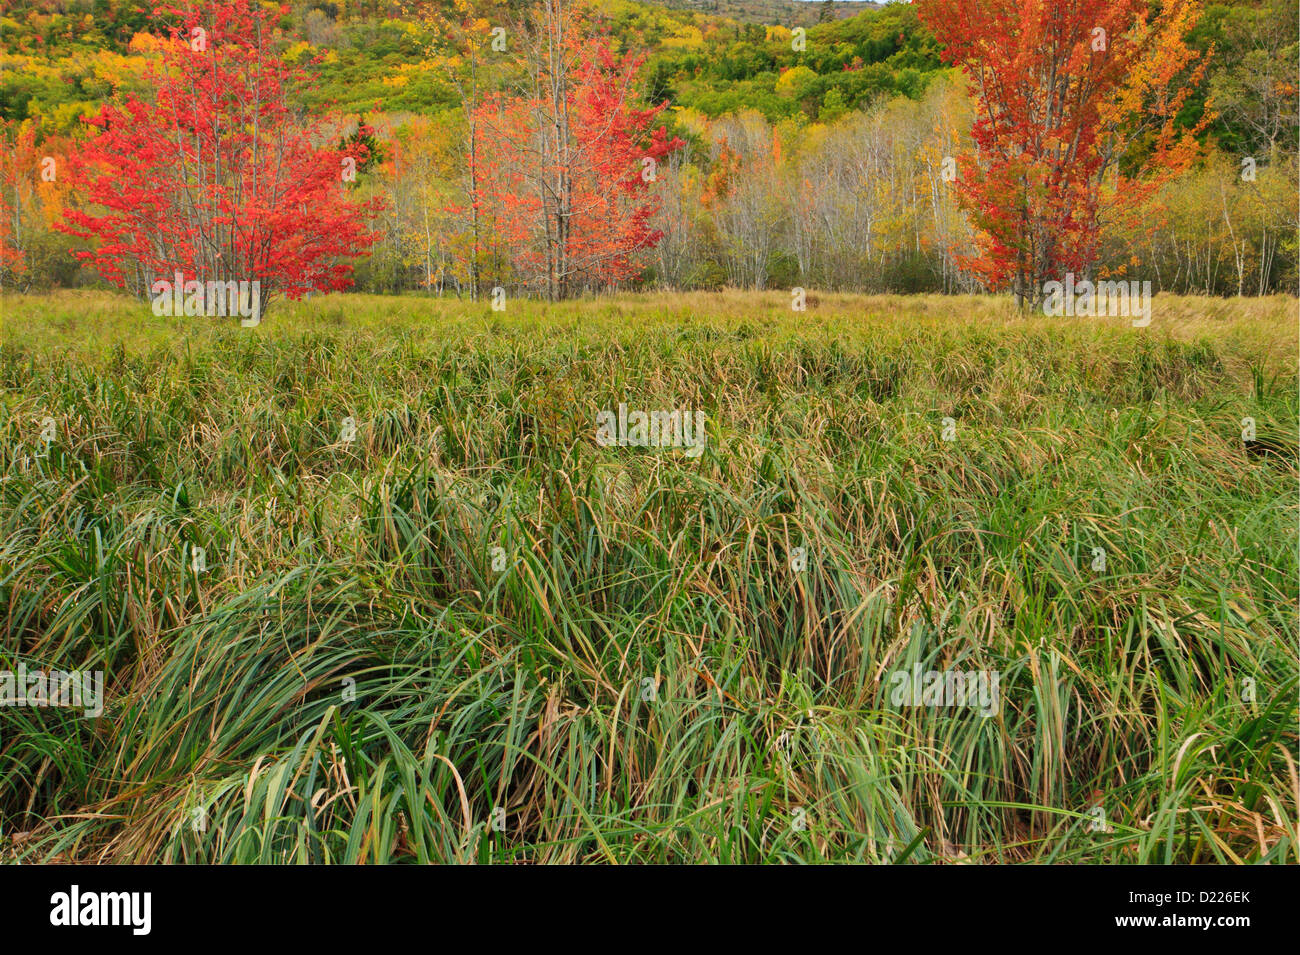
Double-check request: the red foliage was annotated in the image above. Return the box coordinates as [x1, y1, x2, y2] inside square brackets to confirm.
[472, 36, 683, 299]
[58, 0, 381, 312]
[917, 0, 1207, 303]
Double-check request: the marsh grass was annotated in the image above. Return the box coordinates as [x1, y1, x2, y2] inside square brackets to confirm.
[0, 290, 1296, 863]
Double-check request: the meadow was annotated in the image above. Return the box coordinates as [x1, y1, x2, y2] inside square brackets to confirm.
[0, 289, 1296, 863]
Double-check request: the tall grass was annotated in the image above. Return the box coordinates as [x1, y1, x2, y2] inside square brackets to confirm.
[1, 290, 1296, 863]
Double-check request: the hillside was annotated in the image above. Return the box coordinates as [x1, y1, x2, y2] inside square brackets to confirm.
[643, 0, 883, 26]
[2, 0, 1284, 148]
[0, 0, 928, 127]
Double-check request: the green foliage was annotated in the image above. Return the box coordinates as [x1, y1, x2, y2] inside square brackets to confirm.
[1187, 0, 1298, 156]
[340, 115, 385, 176]
[0, 0, 943, 129]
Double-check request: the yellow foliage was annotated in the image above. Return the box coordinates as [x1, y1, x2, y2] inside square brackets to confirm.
[283, 41, 315, 64]
[128, 32, 163, 54]
[775, 66, 816, 97]
[662, 26, 703, 50]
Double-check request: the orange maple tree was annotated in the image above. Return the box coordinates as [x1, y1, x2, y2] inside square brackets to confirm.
[917, 0, 1209, 306]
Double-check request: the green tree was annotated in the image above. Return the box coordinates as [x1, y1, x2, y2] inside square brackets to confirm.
[819, 87, 847, 123]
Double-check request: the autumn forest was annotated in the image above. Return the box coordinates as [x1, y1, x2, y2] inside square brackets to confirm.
[1, 0, 1296, 302]
[0, 0, 1296, 877]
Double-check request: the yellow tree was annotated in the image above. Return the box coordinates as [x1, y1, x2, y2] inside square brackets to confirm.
[1, 120, 72, 289]
[388, 115, 465, 291]
[404, 0, 510, 299]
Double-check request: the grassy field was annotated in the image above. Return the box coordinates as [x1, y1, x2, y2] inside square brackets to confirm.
[1, 289, 1296, 863]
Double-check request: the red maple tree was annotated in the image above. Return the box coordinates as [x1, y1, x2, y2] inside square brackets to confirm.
[58, 0, 380, 316]
[470, 2, 682, 300]
[917, 0, 1208, 307]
